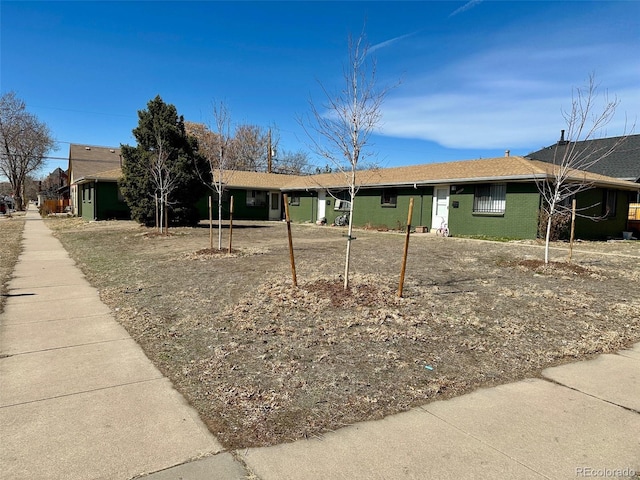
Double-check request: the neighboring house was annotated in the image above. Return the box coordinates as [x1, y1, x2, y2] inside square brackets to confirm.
[527, 133, 640, 235]
[527, 133, 640, 184]
[37, 167, 70, 212]
[68, 144, 130, 220]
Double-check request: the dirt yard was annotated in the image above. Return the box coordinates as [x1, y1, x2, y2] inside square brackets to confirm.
[48, 218, 640, 449]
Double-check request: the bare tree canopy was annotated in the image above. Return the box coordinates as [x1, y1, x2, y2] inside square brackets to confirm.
[273, 149, 314, 175]
[187, 103, 235, 250]
[187, 120, 273, 173]
[230, 124, 269, 171]
[0, 92, 55, 209]
[536, 74, 633, 263]
[300, 31, 395, 289]
[301, 33, 387, 176]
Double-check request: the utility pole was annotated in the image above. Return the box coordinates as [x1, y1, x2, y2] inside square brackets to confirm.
[267, 128, 272, 173]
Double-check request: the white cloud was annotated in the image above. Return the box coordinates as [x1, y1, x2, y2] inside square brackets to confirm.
[378, 31, 639, 151]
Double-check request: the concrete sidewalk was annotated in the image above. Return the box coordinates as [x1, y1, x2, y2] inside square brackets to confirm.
[1, 208, 639, 479]
[238, 348, 640, 480]
[0, 208, 245, 480]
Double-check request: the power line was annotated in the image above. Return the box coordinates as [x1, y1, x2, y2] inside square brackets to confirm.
[0, 154, 69, 161]
[31, 104, 136, 119]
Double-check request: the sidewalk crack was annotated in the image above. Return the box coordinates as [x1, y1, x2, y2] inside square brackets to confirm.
[543, 378, 640, 415]
[419, 406, 552, 479]
[0, 376, 166, 409]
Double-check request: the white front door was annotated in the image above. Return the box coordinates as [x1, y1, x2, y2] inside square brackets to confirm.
[317, 191, 326, 221]
[431, 186, 450, 230]
[269, 191, 281, 220]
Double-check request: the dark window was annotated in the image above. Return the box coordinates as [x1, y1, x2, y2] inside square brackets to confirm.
[270, 192, 280, 210]
[381, 189, 397, 207]
[288, 194, 300, 206]
[473, 184, 506, 213]
[603, 190, 617, 217]
[246, 190, 267, 207]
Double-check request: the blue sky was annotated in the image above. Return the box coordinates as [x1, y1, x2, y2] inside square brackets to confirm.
[1, 1, 638, 177]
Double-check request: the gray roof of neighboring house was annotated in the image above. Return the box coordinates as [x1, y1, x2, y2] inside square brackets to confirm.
[68, 144, 122, 184]
[526, 134, 640, 182]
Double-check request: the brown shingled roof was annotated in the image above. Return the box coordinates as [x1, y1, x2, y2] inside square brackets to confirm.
[69, 144, 122, 184]
[74, 168, 123, 183]
[215, 170, 302, 189]
[282, 156, 639, 191]
[69, 146, 639, 193]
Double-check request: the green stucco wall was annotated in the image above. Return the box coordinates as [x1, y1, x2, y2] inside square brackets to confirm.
[286, 192, 318, 223]
[199, 183, 634, 241]
[350, 188, 433, 229]
[197, 189, 270, 221]
[80, 182, 130, 220]
[96, 182, 130, 220]
[285, 188, 433, 229]
[573, 188, 630, 239]
[449, 183, 541, 239]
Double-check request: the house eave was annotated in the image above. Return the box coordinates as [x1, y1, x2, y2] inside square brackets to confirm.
[281, 174, 547, 191]
[73, 176, 120, 186]
[280, 173, 640, 192]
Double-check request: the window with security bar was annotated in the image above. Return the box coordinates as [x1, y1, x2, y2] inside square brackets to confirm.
[473, 184, 506, 213]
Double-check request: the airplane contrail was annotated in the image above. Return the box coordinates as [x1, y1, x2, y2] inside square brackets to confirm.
[450, 0, 484, 17]
[369, 31, 420, 54]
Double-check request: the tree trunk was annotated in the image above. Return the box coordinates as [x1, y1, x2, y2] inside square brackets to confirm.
[155, 193, 159, 233]
[217, 196, 223, 250]
[544, 204, 554, 264]
[164, 200, 169, 233]
[343, 194, 355, 290]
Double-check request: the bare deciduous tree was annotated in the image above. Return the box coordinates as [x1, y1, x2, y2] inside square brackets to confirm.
[150, 130, 178, 234]
[230, 124, 269, 171]
[300, 32, 393, 289]
[190, 103, 234, 250]
[272, 149, 314, 175]
[0, 92, 55, 210]
[536, 74, 632, 263]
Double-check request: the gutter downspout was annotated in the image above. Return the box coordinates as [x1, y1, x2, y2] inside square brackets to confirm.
[94, 180, 98, 221]
[413, 182, 423, 226]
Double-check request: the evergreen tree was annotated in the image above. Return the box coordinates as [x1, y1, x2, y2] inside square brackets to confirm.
[120, 96, 208, 227]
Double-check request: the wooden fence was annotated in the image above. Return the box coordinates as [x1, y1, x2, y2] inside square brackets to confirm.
[628, 203, 640, 235]
[41, 199, 70, 214]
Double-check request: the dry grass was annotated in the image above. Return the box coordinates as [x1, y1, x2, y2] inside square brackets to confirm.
[48, 217, 640, 449]
[0, 215, 26, 313]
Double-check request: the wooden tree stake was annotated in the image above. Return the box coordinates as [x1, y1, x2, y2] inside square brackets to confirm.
[283, 194, 298, 287]
[568, 198, 577, 262]
[398, 197, 414, 297]
[209, 195, 213, 250]
[228, 195, 234, 254]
